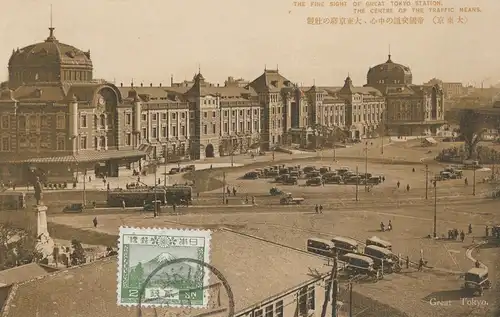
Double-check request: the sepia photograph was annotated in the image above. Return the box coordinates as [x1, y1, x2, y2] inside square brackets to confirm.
[0, 0, 498, 316]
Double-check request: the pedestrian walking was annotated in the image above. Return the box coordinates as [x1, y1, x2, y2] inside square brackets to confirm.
[418, 258, 424, 271]
[485, 225, 489, 237]
[319, 205, 323, 213]
[412, 168, 415, 172]
[89, 176, 92, 182]
[460, 230, 465, 242]
[172, 203, 177, 213]
[464, 177, 468, 186]
[388, 220, 393, 231]
[315, 204, 319, 214]
[406, 184, 410, 192]
[397, 181, 400, 188]
[227, 187, 231, 196]
[382, 176, 385, 182]
[468, 223, 472, 234]
[251, 196, 255, 205]
[405, 256, 409, 269]
[121, 199, 126, 209]
[232, 187, 237, 196]
[245, 195, 249, 204]
[93, 217, 98, 228]
[475, 260, 481, 268]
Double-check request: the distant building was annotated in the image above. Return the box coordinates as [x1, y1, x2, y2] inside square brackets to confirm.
[425, 79, 465, 99]
[365, 54, 446, 136]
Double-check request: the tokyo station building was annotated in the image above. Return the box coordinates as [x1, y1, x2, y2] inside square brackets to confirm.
[0, 27, 445, 184]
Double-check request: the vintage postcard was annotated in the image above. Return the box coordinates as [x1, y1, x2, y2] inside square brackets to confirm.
[117, 227, 211, 307]
[0, 1, 498, 317]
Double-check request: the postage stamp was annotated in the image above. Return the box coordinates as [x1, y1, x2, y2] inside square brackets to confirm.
[117, 227, 212, 307]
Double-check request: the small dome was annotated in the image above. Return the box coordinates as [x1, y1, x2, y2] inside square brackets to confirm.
[367, 54, 412, 86]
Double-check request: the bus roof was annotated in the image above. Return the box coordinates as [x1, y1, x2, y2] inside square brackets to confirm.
[365, 245, 393, 255]
[467, 267, 488, 276]
[332, 236, 359, 246]
[308, 238, 335, 246]
[344, 253, 374, 263]
[366, 236, 392, 246]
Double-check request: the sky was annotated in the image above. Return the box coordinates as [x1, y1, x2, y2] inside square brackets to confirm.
[0, 0, 498, 87]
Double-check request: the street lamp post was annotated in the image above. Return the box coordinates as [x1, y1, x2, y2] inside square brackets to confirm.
[433, 178, 437, 238]
[425, 164, 428, 200]
[473, 167, 476, 196]
[364, 142, 368, 192]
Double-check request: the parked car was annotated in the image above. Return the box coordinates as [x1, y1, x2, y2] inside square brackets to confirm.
[243, 171, 259, 179]
[306, 177, 322, 186]
[63, 203, 84, 213]
[283, 176, 299, 185]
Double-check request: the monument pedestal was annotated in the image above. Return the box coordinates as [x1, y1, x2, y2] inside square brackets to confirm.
[34, 204, 54, 262]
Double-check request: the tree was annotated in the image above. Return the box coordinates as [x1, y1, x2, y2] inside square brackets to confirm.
[129, 262, 144, 288]
[458, 109, 487, 159]
[0, 224, 42, 270]
[70, 239, 86, 266]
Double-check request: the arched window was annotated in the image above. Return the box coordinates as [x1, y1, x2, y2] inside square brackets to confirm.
[94, 115, 98, 129]
[100, 114, 106, 127]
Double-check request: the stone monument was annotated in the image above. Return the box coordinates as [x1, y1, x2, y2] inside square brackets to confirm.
[33, 177, 54, 262]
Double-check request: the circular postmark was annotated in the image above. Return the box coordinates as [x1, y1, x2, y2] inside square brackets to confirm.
[136, 258, 235, 317]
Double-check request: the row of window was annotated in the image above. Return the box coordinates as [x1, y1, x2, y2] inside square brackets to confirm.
[143, 112, 188, 121]
[80, 114, 112, 129]
[141, 125, 188, 139]
[222, 121, 259, 133]
[352, 113, 383, 123]
[78, 136, 107, 150]
[223, 109, 259, 117]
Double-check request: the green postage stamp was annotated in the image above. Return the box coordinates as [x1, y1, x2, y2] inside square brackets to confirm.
[117, 226, 211, 307]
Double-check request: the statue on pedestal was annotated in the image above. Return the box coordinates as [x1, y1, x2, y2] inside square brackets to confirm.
[34, 176, 43, 206]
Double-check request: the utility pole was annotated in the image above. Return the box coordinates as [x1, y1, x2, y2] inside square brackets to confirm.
[355, 166, 359, 201]
[349, 283, 353, 317]
[473, 167, 476, 196]
[331, 248, 339, 317]
[321, 248, 338, 317]
[425, 164, 428, 200]
[433, 178, 437, 238]
[83, 169, 87, 206]
[222, 172, 226, 204]
[364, 142, 368, 192]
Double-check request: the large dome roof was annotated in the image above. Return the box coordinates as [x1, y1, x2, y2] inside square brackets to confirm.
[8, 28, 92, 68]
[366, 54, 412, 86]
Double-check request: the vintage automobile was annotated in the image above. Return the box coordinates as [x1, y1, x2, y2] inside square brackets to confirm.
[343, 253, 375, 275]
[306, 177, 322, 186]
[307, 238, 335, 257]
[283, 176, 299, 185]
[463, 267, 491, 296]
[303, 166, 317, 173]
[62, 203, 84, 213]
[331, 236, 359, 255]
[280, 193, 305, 205]
[363, 245, 400, 273]
[365, 236, 392, 250]
[324, 175, 342, 184]
[243, 171, 259, 179]
[269, 187, 284, 196]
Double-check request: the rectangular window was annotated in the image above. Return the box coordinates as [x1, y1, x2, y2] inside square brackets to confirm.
[224, 111, 229, 117]
[254, 310, 263, 317]
[142, 128, 147, 139]
[1, 137, 9, 151]
[152, 113, 157, 121]
[171, 126, 177, 137]
[126, 133, 131, 146]
[307, 286, 315, 310]
[224, 122, 228, 133]
[181, 125, 186, 136]
[1, 115, 9, 129]
[56, 137, 65, 150]
[190, 112, 195, 119]
[162, 126, 167, 137]
[275, 301, 283, 317]
[56, 114, 65, 129]
[126, 113, 132, 125]
[204, 112, 208, 118]
[152, 127, 158, 138]
[80, 136, 87, 149]
[212, 123, 216, 134]
[203, 125, 208, 134]
[142, 114, 147, 121]
[80, 115, 87, 128]
[265, 305, 273, 317]
[162, 113, 167, 120]
[254, 121, 258, 131]
[181, 112, 185, 119]
[212, 111, 216, 118]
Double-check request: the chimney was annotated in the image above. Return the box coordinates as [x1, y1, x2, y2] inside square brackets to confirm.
[159, 83, 162, 87]
[150, 83, 152, 87]
[140, 83, 143, 87]
[120, 83, 123, 87]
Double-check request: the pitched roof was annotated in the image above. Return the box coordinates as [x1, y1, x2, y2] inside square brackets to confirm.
[249, 69, 294, 93]
[1, 229, 329, 317]
[0, 263, 57, 287]
[13, 84, 66, 102]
